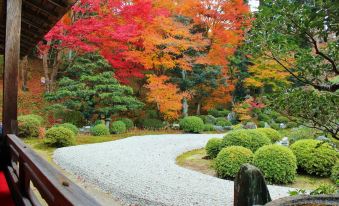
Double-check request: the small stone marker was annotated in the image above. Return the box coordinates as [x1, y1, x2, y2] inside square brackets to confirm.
[234, 164, 271, 206]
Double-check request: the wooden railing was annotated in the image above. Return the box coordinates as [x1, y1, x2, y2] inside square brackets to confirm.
[5, 134, 101, 206]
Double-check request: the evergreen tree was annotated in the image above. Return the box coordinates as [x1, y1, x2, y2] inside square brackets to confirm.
[45, 53, 144, 120]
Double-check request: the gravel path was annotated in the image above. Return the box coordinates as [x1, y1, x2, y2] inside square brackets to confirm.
[54, 134, 293, 206]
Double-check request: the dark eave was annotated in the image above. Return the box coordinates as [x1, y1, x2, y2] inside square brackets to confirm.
[0, 0, 77, 56]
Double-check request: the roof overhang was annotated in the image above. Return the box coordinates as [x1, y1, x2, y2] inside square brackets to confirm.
[0, 0, 77, 56]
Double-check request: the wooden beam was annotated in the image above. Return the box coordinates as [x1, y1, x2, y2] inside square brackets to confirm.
[3, 0, 22, 136]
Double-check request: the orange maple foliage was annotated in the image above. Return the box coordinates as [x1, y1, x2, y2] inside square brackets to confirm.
[244, 57, 291, 90]
[202, 81, 235, 111]
[128, 15, 208, 71]
[145, 75, 190, 121]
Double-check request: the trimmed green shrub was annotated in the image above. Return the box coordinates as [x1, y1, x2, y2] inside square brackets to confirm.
[179, 116, 204, 133]
[258, 113, 271, 123]
[270, 123, 280, 130]
[215, 118, 232, 127]
[140, 118, 165, 130]
[215, 146, 253, 178]
[44, 127, 75, 147]
[118, 118, 134, 130]
[288, 127, 318, 144]
[18, 115, 40, 138]
[26, 114, 44, 126]
[110, 121, 127, 134]
[94, 119, 104, 126]
[205, 138, 222, 158]
[232, 124, 244, 130]
[286, 122, 298, 128]
[221, 129, 271, 152]
[202, 115, 217, 124]
[256, 128, 282, 143]
[90, 124, 110, 136]
[203, 124, 215, 132]
[331, 161, 339, 183]
[254, 145, 297, 184]
[55, 123, 78, 135]
[276, 116, 289, 124]
[258, 121, 266, 128]
[290, 139, 338, 177]
[208, 109, 230, 117]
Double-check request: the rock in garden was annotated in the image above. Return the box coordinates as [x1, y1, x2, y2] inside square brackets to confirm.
[213, 125, 224, 132]
[276, 137, 289, 147]
[172, 123, 180, 130]
[244, 122, 257, 129]
[227, 112, 236, 122]
[264, 122, 270, 128]
[279, 123, 286, 129]
[316, 135, 329, 141]
[234, 164, 272, 206]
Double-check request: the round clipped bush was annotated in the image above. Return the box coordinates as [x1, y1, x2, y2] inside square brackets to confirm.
[253, 145, 297, 184]
[270, 123, 280, 130]
[331, 161, 339, 183]
[118, 118, 134, 130]
[290, 139, 338, 177]
[110, 121, 127, 134]
[18, 115, 40, 138]
[256, 128, 282, 143]
[55, 123, 78, 135]
[205, 138, 222, 158]
[26, 114, 44, 126]
[44, 127, 75, 147]
[215, 118, 232, 127]
[215, 146, 253, 178]
[90, 124, 110, 136]
[179, 116, 204, 133]
[221, 129, 271, 152]
[203, 124, 215, 132]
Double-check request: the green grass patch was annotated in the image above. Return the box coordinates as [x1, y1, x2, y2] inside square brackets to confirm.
[176, 148, 335, 190]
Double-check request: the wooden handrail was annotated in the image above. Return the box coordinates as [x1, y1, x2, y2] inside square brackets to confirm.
[5, 134, 101, 206]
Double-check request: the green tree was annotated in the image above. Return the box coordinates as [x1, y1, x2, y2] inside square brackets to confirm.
[45, 53, 143, 120]
[247, 0, 338, 139]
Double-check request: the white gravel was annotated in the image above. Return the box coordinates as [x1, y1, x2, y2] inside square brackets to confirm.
[53, 134, 293, 206]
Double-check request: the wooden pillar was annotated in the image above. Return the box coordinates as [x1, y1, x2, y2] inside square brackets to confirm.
[2, 0, 22, 136]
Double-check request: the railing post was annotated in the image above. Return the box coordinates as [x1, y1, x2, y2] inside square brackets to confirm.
[2, 0, 22, 137]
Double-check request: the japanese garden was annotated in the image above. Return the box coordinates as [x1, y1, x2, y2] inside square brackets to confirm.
[0, 0, 338, 205]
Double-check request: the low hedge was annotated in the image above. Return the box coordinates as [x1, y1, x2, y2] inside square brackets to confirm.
[90, 124, 110, 136]
[256, 128, 282, 143]
[55, 123, 78, 135]
[253, 145, 297, 184]
[290, 139, 338, 177]
[110, 121, 127, 134]
[221, 129, 271, 152]
[215, 146, 253, 178]
[179, 116, 204, 133]
[44, 127, 75, 147]
[205, 138, 222, 158]
[18, 115, 41, 138]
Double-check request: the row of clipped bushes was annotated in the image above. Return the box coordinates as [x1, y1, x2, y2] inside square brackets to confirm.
[205, 129, 338, 184]
[179, 116, 232, 133]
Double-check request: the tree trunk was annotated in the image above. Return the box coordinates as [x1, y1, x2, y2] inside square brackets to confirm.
[196, 101, 201, 115]
[20, 55, 28, 91]
[181, 70, 189, 117]
[42, 42, 51, 93]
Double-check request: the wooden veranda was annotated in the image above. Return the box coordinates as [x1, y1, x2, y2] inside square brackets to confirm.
[0, 0, 100, 205]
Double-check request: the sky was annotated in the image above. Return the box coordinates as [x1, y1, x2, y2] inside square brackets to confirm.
[249, 0, 260, 12]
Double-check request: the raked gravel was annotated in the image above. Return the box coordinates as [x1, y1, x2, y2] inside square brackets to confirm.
[53, 134, 293, 206]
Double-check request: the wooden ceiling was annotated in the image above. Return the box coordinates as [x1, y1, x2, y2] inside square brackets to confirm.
[0, 0, 76, 56]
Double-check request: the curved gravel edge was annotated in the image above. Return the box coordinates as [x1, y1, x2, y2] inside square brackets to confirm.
[53, 134, 293, 206]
